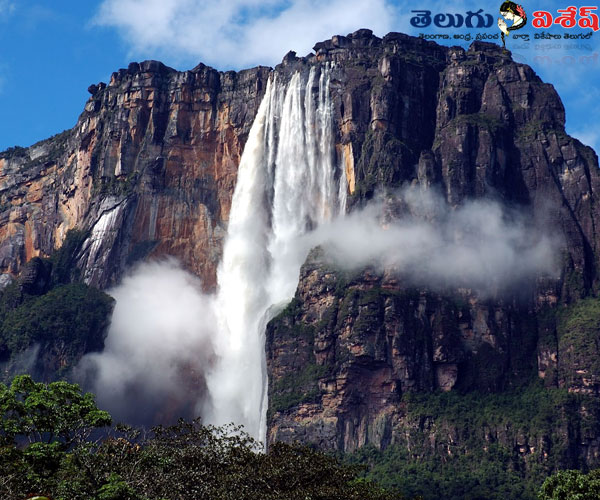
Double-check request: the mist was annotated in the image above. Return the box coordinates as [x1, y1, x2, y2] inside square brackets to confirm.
[77, 259, 217, 426]
[308, 187, 561, 294]
[76, 186, 561, 429]
[1, 343, 40, 380]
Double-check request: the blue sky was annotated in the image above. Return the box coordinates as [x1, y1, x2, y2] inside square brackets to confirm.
[0, 0, 598, 154]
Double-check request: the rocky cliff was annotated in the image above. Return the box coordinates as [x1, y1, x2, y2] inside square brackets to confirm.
[261, 31, 600, 483]
[0, 61, 271, 289]
[2, 30, 600, 491]
[3, 32, 595, 293]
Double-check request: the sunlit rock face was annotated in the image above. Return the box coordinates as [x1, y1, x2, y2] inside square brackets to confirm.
[1, 32, 597, 295]
[0, 61, 271, 289]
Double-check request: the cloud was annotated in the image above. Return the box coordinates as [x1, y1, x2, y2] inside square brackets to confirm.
[0, 343, 40, 377]
[77, 188, 560, 431]
[77, 259, 217, 426]
[94, 0, 397, 69]
[306, 187, 561, 295]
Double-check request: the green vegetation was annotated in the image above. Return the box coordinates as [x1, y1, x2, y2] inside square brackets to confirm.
[0, 375, 112, 496]
[268, 281, 600, 499]
[270, 363, 328, 413]
[557, 297, 600, 390]
[0, 130, 72, 171]
[516, 120, 546, 141]
[539, 469, 600, 499]
[94, 171, 139, 196]
[402, 383, 586, 439]
[0, 229, 114, 379]
[448, 113, 502, 135]
[346, 383, 600, 500]
[349, 442, 531, 500]
[44, 129, 71, 159]
[0, 145, 27, 159]
[2, 377, 598, 500]
[268, 296, 327, 417]
[0, 375, 402, 500]
[515, 119, 569, 145]
[0, 283, 114, 361]
[336, 285, 421, 329]
[0, 375, 112, 448]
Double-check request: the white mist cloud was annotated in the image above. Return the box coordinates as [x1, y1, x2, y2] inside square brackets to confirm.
[307, 188, 561, 294]
[77, 259, 217, 425]
[94, 0, 397, 69]
[0, 343, 40, 377]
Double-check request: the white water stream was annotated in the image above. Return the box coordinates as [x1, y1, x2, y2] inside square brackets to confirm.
[206, 65, 346, 443]
[80, 64, 347, 443]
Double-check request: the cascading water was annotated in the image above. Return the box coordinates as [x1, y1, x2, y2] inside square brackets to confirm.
[205, 64, 347, 443]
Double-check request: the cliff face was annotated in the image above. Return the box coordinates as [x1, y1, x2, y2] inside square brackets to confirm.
[263, 33, 600, 469]
[0, 61, 270, 289]
[1, 30, 600, 476]
[266, 255, 533, 450]
[2, 32, 596, 293]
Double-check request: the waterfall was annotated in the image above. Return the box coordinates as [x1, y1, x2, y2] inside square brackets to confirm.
[206, 64, 347, 443]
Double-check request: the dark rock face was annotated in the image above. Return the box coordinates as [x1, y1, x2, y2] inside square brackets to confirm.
[1, 30, 600, 474]
[266, 253, 540, 452]
[263, 32, 600, 468]
[17, 257, 52, 296]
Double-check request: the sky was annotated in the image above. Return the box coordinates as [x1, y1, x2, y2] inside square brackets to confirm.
[0, 0, 598, 154]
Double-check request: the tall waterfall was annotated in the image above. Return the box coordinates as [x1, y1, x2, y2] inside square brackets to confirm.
[206, 64, 347, 443]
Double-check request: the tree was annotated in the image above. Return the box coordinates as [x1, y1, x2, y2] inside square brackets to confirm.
[0, 375, 111, 498]
[0, 375, 401, 499]
[0, 374, 111, 448]
[63, 419, 403, 499]
[538, 469, 600, 500]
